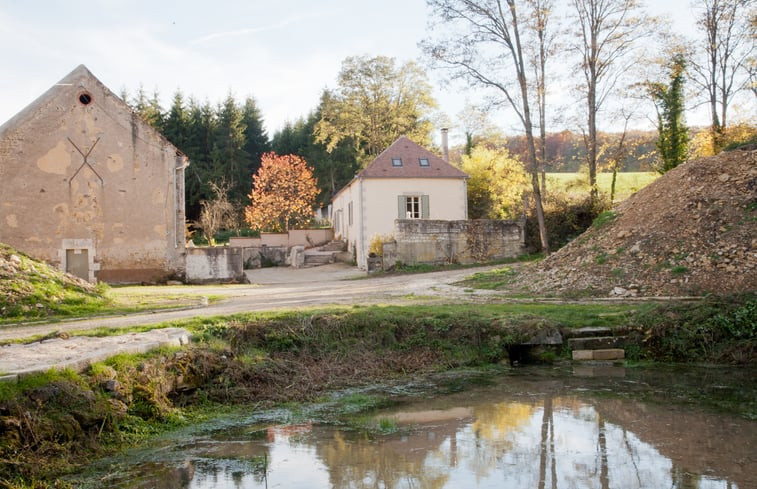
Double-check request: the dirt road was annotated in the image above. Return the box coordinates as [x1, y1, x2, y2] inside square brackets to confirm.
[0, 263, 502, 342]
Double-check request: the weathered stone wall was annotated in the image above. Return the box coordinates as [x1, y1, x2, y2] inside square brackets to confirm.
[385, 219, 525, 267]
[185, 247, 245, 283]
[229, 228, 333, 249]
[0, 66, 186, 284]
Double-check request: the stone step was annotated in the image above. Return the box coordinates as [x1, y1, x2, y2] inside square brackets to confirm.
[568, 335, 629, 350]
[320, 240, 346, 252]
[304, 252, 335, 265]
[567, 327, 612, 339]
[572, 349, 625, 361]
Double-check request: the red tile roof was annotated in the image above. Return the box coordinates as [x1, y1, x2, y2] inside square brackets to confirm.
[358, 136, 468, 179]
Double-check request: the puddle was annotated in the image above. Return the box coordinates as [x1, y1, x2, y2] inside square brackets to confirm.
[74, 366, 756, 489]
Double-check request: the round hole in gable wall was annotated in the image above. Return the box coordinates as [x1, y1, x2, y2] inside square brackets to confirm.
[78, 92, 92, 105]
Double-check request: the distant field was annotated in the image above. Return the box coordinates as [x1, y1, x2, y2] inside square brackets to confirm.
[546, 172, 659, 202]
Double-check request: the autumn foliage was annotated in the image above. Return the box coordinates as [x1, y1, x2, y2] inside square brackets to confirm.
[245, 152, 319, 232]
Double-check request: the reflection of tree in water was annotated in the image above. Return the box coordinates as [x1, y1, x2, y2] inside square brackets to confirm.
[124, 390, 749, 489]
[318, 430, 450, 489]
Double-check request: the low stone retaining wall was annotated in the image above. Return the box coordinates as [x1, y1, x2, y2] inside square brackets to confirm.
[383, 219, 525, 268]
[185, 247, 246, 283]
[229, 229, 333, 249]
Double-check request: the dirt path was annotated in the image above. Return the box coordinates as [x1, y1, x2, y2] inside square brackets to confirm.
[0, 264, 503, 343]
[0, 264, 510, 380]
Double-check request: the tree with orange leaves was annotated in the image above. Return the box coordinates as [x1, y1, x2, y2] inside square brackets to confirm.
[245, 152, 319, 232]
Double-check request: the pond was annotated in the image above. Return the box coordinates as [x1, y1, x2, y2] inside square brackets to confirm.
[75, 365, 756, 489]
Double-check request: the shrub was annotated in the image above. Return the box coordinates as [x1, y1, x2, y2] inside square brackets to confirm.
[525, 192, 610, 251]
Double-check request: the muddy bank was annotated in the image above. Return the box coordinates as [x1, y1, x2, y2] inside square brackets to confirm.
[0, 296, 754, 487]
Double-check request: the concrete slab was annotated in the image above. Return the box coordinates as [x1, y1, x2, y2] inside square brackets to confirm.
[592, 349, 625, 360]
[0, 327, 191, 381]
[572, 350, 594, 361]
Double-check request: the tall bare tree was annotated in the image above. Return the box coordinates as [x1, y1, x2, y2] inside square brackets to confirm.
[527, 0, 558, 197]
[688, 0, 755, 152]
[422, 0, 551, 254]
[570, 0, 654, 202]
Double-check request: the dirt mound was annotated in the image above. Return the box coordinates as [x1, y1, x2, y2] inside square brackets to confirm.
[529, 149, 757, 297]
[0, 243, 105, 319]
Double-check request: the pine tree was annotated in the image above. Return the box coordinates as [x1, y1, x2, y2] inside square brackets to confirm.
[212, 94, 248, 206]
[163, 90, 189, 149]
[240, 97, 271, 187]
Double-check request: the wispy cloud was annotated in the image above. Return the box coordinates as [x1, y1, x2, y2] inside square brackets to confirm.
[190, 11, 337, 45]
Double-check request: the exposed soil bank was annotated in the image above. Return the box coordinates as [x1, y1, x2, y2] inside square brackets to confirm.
[0, 295, 754, 488]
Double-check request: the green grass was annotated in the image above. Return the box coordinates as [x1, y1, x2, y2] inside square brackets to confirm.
[546, 172, 659, 201]
[591, 210, 616, 229]
[0, 367, 84, 402]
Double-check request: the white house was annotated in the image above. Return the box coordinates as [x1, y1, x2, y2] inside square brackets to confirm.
[331, 136, 468, 269]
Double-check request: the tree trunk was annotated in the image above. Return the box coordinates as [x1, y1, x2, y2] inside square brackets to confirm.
[588, 68, 598, 202]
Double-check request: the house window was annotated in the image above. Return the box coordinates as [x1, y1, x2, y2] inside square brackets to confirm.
[406, 196, 421, 219]
[348, 201, 353, 226]
[398, 195, 429, 219]
[419, 158, 429, 167]
[392, 158, 403, 167]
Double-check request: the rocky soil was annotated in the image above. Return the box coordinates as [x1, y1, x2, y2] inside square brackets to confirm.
[526, 148, 756, 297]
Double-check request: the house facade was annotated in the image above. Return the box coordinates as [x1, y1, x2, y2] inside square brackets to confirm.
[331, 136, 468, 269]
[0, 65, 188, 283]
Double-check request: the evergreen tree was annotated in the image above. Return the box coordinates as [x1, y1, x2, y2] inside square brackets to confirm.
[240, 97, 271, 186]
[185, 98, 218, 219]
[131, 85, 164, 131]
[649, 55, 689, 173]
[163, 90, 189, 149]
[212, 94, 248, 206]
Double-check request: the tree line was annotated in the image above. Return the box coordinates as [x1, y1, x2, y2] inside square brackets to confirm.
[123, 0, 754, 252]
[423, 0, 755, 253]
[122, 87, 270, 222]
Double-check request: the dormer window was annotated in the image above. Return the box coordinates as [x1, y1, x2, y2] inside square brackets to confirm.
[392, 158, 403, 167]
[419, 158, 429, 167]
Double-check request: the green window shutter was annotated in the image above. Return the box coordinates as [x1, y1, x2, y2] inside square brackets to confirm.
[398, 195, 405, 219]
[421, 195, 430, 218]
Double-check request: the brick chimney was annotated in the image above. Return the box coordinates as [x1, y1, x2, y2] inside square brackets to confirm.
[441, 127, 449, 162]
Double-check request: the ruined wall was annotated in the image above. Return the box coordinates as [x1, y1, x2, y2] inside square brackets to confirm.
[228, 229, 333, 249]
[385, 219, 525, 267]
[185, 247, 245, 283]
[0, 66, 186, 283]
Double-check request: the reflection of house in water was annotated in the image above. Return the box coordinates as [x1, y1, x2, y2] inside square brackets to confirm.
[316, 406, 475, 489]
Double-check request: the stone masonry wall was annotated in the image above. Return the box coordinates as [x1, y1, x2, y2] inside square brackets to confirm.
[185, 247, 245, 283]
[384, 219, 525, 267]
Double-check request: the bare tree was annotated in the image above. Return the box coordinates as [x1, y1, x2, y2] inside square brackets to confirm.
[570, 0, 654, 202]
[422, 0, 551, 254]
[688, 0, 755, 152]
[196, 180, 238, 246]
[527, 0, 558, 198]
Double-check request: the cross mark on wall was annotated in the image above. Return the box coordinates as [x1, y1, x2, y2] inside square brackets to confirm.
[67, 137, 103, 185]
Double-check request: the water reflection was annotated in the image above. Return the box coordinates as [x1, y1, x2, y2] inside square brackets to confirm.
[96, 372, 755, 489]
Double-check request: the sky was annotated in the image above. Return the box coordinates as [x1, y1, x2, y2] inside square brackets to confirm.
[0, 0, 751, 146]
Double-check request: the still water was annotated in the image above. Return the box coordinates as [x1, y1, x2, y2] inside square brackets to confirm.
[80, 366, 756, 489]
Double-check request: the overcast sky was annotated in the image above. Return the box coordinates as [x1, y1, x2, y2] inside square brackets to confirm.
[0, 0, 751, 144]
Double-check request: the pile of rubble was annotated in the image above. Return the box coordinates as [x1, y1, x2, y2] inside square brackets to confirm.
[526, 148, 756, 297]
